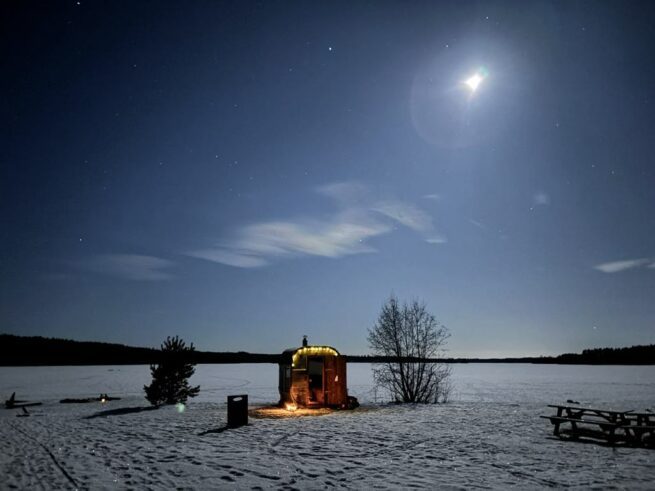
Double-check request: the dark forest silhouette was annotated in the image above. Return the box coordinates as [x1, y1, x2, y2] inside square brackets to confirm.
[1, 334, 653, 366]
[0, 334, 279, 366]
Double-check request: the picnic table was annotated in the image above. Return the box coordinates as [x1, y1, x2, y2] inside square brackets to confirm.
[541, 404, 654, 447]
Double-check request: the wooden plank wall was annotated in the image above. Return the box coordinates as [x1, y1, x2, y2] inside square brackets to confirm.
[324, 356, 348, 406]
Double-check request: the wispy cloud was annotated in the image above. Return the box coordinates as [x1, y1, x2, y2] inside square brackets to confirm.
[371, 201, 433, 232]
[80, 254, 175, 280]
[189, 249, 267, 268]
[532, 192, 551, 206]
[422, 193, 441, 201]
[317, 181, 370, 205]
[594, 258, 651, 273]
[188, 182, 444, 268]
[468, 219, 486, 230]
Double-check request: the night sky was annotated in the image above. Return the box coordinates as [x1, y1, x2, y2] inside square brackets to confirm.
[2, 1, 654, 357]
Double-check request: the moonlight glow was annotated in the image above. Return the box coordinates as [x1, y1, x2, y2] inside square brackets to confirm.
[465, 73, 483, 91]
[463, 68, 488, 92]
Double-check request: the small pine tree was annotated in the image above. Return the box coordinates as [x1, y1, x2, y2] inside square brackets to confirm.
[144, 336, 200, 406]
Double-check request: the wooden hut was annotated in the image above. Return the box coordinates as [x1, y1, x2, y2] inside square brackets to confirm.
[278, 337, 348, 409]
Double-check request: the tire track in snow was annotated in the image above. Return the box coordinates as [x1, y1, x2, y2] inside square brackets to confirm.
[8, 421, 79, 489]
[271, 430, 298, 448]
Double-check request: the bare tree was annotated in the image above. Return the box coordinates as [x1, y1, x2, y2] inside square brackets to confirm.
[368, 296, 451, 403]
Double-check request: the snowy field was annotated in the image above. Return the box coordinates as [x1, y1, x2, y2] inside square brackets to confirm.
[1, 363, 654, 489]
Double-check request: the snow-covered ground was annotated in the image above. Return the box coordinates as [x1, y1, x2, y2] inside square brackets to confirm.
[1, 363, 654, 489]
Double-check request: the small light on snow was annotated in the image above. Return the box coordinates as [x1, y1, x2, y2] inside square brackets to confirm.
[176, 403, 185, 413]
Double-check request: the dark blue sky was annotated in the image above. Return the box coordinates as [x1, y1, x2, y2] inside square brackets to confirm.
[2, 1, 654, 356]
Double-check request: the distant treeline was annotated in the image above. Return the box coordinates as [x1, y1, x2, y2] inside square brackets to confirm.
[551, 345, 655, 365]
[1, 334, 653, 366]
[347, 345, 655, 365]
[0, 335, 280, 366]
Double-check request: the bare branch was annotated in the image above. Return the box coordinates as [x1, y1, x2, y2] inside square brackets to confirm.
[369, 296, 452, 403]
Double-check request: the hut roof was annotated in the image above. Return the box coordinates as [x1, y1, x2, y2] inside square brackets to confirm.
[280, 345, 341, 366]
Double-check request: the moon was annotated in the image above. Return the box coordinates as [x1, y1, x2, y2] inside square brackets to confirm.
[463, 68, 488, 93]
[464, 73, 484, 92]
[410, 58, 504, 147]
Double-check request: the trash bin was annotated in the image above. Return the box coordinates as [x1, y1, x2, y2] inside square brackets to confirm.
[227, 394, 248, 428]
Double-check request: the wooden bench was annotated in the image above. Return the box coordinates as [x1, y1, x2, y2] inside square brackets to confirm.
[540, 415, 627, 443]
[620, 424, 655, 447]
[623, 411, 654, 426]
